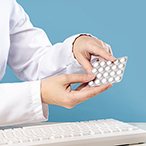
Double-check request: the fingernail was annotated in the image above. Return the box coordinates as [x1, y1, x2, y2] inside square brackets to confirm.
[88, 73, 94, 78]
[107, 84, 113, 89]
[110, 55, 116, 61]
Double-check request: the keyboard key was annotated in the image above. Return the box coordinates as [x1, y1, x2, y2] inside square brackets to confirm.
[0, 139, 7, 145]
[1, 119, 146, 146]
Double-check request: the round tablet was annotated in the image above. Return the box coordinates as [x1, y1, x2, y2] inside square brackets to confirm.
[118, 64, 124, 69]
[114, 60, 118, 64]
[108, 77, 113, 82]
[89, 81, 94, 86]
[102, 78, 107, 83]
[98, 67, 103, 72]
[110, 71, 115, 76]
[92, 68, 97, 74]
[100, 61, 105, 66]
[105, 66, 110, 71]
[107, 61, 112, 65]
[103, 72, 108, 77]
[95, 79, 100, 85]
[117, 70, 122, 75]
[120, 58, 125, 63]
[112, 65, 117, 70]
[93, 62, 99, 67]
[115, 76, 121, 81]
[97, 73, 102, 78]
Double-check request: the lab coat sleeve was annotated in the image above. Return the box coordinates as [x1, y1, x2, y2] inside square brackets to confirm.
[0, 80, 48, 126]
[6, 0, 89, 126]
[8, 0, 87, 82]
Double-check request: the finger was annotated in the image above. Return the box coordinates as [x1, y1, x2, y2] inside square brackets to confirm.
[75, 83, 89, 91]
[77, 54, 93, 74]
[98, 56, 105, 61]
[107, 44, 113, 55]
[88, 42, 116, 62]
[71, 84, 113, 101]
[63, 73, 95, 85]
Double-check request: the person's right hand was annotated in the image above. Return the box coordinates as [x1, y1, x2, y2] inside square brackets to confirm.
[41, 74, 112, 109]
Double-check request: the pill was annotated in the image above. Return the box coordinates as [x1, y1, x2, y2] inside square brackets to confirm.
[95, 79, 100, 84]
[98, 67, 103, 72]
[97, 73, 102, 78]
[118, 64, 124, 69]
[92, 68, 97, 73]
[112, 65, 117, 70]
[108, 77, 114, 82]
[105, 66, 110, 71]
[120, 58, 125, 63]
[89, 81, 94, 86]
[110, 71, 115, 76]
[103, 72, 108, 77]
[114, 60, 118, 64]
[107, 61, 112, 65]
[117, 70, 122, 75]
[115, 76, 121, 81]
[102, 78, 107, 83]
[93, 62, 99, 67]
[89, 56, 127, 87]
[100, 62, 105, 66]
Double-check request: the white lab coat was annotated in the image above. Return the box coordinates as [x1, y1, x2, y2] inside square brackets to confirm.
[0, 0, 88, 126]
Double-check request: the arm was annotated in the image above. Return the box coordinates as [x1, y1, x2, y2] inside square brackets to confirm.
[0, 81, 48, 126]
[8, 0, 83, 81]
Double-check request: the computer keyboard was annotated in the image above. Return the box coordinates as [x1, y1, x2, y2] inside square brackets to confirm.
[0, 119, 146, 146]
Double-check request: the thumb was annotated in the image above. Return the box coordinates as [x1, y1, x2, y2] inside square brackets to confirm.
[63, 74, 95, 85]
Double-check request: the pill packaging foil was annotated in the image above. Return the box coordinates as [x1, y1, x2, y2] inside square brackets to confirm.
[88, 56, 128, 87]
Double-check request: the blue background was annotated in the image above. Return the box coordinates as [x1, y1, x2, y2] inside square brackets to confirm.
[2, 0, 146, 122]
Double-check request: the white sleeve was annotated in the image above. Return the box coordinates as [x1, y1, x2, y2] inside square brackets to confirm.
[8, 0, 85, 82]
[2, 0, 86, 126]
[0, 81, 48, 126]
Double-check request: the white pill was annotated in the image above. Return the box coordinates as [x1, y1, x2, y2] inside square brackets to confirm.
[118, 64, 124, 69]
[100, 61, 105, 66]
[93, 62, 99, 67]
[112, 65, 117, 70]
[92, 68, 97, 73]
[103, 72, 108, 77]
[105, 66, 110, 71]
[120, 58, 125, 63]
[102, 78, 107, 83]
[114, 60, 118, 64]
[97, 73, 102, 78]
[95, 79, 100, 85]
[98, 67, 103, 72]
[108, 77, 114, 82]
[110, 71, 115, 76]
[107, 61, 112, 65]
[89, 81, 94, 86]
[117, 70, 122, 75]
[115, 76, 121, 81]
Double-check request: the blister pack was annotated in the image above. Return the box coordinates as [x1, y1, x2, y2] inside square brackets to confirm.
[88, 56, 128, 87]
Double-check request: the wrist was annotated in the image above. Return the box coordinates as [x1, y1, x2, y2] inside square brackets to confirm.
[72, 34, 92, 59]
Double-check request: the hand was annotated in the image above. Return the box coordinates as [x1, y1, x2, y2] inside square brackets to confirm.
[73, 35, 116, 74]
[41, 74, 112, 109]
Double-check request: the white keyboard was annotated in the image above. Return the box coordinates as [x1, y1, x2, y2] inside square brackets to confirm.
[0, 119, 146, 146]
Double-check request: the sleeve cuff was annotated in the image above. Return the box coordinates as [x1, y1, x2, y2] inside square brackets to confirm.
[65, 33, 99, 73]
[30, 80, 48, 122]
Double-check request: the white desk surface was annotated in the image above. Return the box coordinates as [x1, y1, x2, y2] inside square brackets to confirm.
[1, 122, 146, 146]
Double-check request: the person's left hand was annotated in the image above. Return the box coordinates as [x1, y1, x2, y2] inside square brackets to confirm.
[73, 35, 116, 74]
